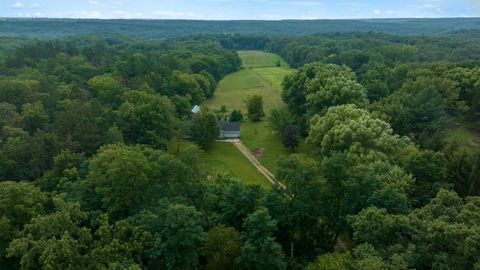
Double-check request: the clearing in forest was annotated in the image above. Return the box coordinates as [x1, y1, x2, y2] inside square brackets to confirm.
[237, 50, 289, 68]
[202, 142, 271, 188]
[241, 121, 310, 175]
[201, 51, 309, 186]
[168, 138, 270, 188]
[204, 51, 294, 116]
[445, 120, 480, 150]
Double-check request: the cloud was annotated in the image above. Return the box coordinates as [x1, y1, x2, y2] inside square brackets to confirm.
[4, 0, 480, 20]
[61, 10, 105, 18]
[13, 1, 24, 9]
[149, 10, 195, 18]
[259, 13, 283, 20]
[17, 12, 43, 17]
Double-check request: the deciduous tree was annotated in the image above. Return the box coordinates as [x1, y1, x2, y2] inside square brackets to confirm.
[237, 208, 286, 270]
[201, 225, 242, 270]
[245, 95, 265, 121]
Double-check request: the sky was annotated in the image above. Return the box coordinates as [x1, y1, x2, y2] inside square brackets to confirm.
[1, 0, 479, 20]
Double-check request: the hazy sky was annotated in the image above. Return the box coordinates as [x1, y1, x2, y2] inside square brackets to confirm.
[1, 0, 479, 20]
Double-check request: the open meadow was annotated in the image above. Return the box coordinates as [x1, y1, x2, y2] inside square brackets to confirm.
[204, 51, 294, 116]
[203, 50, 309, 178]
[237, 50, 290, 68]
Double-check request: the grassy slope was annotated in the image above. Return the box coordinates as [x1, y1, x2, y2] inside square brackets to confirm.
[205, 51, 294, 116]
[237, 50, 290, 68]
[206, 50, 310, 174]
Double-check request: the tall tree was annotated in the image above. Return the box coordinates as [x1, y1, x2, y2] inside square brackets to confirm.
[87, 74, 126, 106]
[274, 155, 333, 259]
[282, 124, 299, 150]
[6, 199, 92, 270]
[201, 225, 242, 270]
[307, 104, 409, 158]
[349, 189, 480, 269]
[191, 111, 218, 149]
[229, 110, 244, 122]
[82, 144, 189, 219]
[282, 62, 368, 119]
[0, 181, 47, 269]
[20, 102, 49, 133]
[444, 144, 480, 197]
[245, 95, 265, 121]
[117, 90, 176, 149]
[269, 108, 293, 135]
[237, 208, 286, 270]
[157, 204, 206, 270]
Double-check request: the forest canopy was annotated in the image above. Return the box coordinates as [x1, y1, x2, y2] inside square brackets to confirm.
[1, 23, 480, 269]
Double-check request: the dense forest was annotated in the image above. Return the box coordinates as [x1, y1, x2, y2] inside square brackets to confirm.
[1, 22, 480, 270]
[2, 18, 480, 38]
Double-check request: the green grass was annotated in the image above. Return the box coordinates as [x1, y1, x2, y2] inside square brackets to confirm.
[253, 67, 292, 91]
[241, 121, 310, 174]
[201, 50, 312, 183]
[205, 50, 293, 115]
[205, 68, 292, 115]
[168, 138, 271, 188]
[237, 50, 289, 69]
[445, 120, 480, 149]
[205, 50, 308, 175]
[201, 142, 271, 188]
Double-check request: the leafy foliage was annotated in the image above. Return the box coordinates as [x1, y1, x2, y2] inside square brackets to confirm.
[245, 95, 265, 121]
[1, 28, 480, 270]
[191, 111, 219, 149]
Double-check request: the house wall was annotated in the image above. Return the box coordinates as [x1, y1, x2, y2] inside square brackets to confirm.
[221, 131, 240, 138]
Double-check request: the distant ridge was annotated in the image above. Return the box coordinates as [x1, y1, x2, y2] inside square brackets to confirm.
[1, 17, 480, 39]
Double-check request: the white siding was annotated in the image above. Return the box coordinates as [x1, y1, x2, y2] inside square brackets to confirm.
[222, 131, 240, 138]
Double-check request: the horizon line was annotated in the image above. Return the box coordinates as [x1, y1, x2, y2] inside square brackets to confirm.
[0, 16, 479, 21]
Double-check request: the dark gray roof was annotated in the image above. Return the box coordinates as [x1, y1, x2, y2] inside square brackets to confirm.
[219, 121, 240, 132]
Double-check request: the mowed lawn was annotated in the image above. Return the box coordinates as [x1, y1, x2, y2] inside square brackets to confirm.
[201, 142, 271, 188]
[205, 50, 294, 115]
[168, 139, 270, 187]
[201, 50, 306, 184]
[237, 50, 289, 68]
[205, 68, 292, 115]
[241, 121, 311, 174]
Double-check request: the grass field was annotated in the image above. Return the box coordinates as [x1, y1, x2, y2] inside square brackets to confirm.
[205, 51, 294, 116]
[241, 121, 310, 174]
[445, 120, 480, 149]
[168, 138, 270, 187]
[201, 142, 271, 188]
[201, 50, 306, 183]
[237, 50, 289, 69]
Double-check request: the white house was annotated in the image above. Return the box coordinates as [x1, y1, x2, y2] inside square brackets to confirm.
[219, 121, 241, 139]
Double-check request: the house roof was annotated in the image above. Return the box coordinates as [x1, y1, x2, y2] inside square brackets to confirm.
[219, 121, 240, 132]
[192, 105, 201, 114]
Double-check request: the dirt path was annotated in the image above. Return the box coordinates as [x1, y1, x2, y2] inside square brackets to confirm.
[219, 139, 285, 188]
